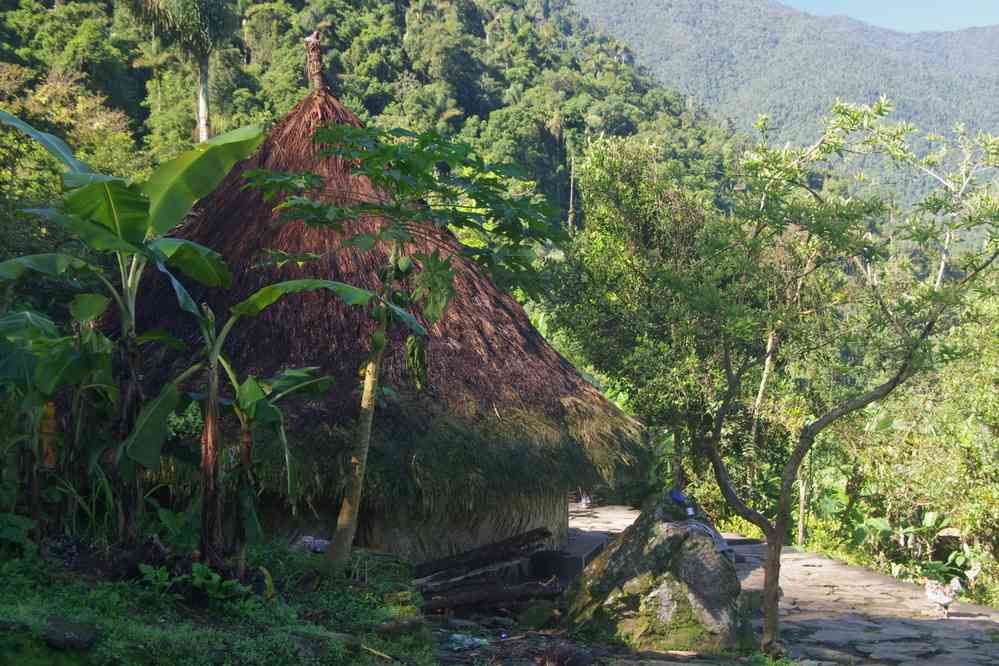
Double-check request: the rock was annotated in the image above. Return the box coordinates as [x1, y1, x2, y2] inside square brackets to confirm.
[447, 633, 489, 650]
[563, 495, 745, 654]
[292, 535, 331, 553]
[486, 616, 516, 628]
[42, 617, 100, 650]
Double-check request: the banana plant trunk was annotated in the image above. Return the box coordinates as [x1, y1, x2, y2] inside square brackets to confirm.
[196, 54, 210, 143]
[235, 423, 252, 580]
[327, 336, 387, 569]
[116, 336, 145, 544]
[200, 367, 224, 568]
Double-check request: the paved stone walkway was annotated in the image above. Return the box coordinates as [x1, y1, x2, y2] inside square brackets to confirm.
[569, 504, 999, 665]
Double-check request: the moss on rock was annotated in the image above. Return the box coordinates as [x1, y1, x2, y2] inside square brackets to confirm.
[564, 495, 747, 653]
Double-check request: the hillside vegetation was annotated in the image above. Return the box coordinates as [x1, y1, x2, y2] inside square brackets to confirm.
[0, 0, 731, 246]
[571, 0, 999, 144]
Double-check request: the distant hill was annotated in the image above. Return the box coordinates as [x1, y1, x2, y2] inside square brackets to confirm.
[571, 0, 999, 144]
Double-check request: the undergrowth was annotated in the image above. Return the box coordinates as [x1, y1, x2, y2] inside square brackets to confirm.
[0, 544, 434, 666]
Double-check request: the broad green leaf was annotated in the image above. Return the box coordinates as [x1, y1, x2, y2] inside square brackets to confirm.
[153, 262, 200, 317]
[236, 376, 267, 412]
[266, 367, 333, 402]
[0, 311, 59, 340]
[865, 517, 892, 534]
[230, 279, 374, 317]
[147, 238, 232, 288]
[142, 124, 265, 236]
[125, 383, 181, 470]
[0, 343, 37, 385]
[0, 253, 99, 281]
[69, 293, 110, 323]
[33, 343, 90, 395]
[25, 209, 144, 255]
[238, 484, 263, 545]
[136, 329, 188, 352]
[63, 172, 124, 189]
[64, 180, 149, 245]
[0, 110, 92, 174]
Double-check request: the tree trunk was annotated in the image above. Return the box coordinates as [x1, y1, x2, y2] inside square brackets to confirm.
[200, 368, 224, 568]
[761, 529, 784, 653]
[796, 454, 811, 547]
[327, 337, 386, 569]
[196, 54, 210, 143]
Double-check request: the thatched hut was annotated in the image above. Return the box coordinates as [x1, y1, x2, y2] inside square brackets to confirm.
[138, 34, 649, 563]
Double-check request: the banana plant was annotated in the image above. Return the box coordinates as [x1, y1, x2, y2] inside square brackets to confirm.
[0, 296, 117, 533]
[0, 113, 261, 423]
[181, 278, 419, 568]
[0, 111, 263, 540]
[219, 364, 333, 578]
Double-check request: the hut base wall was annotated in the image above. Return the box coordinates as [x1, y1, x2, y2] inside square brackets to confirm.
[358, 491, 568, 564]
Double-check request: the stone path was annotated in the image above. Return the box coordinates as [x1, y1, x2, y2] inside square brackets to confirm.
[569, 504, 999, 665]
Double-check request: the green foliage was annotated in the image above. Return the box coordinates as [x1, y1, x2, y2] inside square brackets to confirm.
[572, 0, 999, 158]
[0, 547, 433, 666]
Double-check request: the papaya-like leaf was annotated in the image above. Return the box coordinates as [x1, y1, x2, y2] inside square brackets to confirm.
[125, 382, 181, 470]
[230, 279, 374, 317]
[0, 110, 92, 174]
[142, 125, 265, 236]
[63, 180, 150, 245]
[147, 238, 232, 288]
[385, 301, 427, 336]
[0, 253, 99, 281]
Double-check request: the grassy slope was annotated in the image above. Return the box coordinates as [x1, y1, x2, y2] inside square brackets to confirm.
[570, 0, 999, 144]
[0, 546, 432, 666]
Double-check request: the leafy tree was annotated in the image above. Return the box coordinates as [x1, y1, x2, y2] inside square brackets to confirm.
[252, 124, 559, 568]
[123, 0, 238, 141]
[544, 101, 999, 651]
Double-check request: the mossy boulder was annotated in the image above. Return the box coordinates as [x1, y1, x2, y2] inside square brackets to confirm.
[563, 495, 745, 653]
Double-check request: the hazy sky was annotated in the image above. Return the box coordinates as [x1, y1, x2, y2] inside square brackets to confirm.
[782, 0, 999, 32]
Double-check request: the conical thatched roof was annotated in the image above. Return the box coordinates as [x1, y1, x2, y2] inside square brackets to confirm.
[137, 42, 649, 524]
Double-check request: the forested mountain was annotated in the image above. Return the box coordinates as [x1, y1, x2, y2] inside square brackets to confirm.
[571, 0, 999, 144]
[0, 0, 732, 249]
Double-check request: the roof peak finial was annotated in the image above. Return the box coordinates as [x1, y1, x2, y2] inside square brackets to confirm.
[305, 30, 327, 91]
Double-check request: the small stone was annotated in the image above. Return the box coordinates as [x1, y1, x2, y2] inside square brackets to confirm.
[42, 617, 100, 650]
[447, 633, 489, 651]
[487, 616, 516, 628]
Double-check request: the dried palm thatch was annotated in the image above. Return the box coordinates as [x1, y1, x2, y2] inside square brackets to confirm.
[136, 34, 649, 558]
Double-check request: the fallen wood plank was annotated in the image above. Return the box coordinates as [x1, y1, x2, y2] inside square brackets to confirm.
[414, 556, 530, 593]
[422, 581, 562, 612]
[413, 527, 552, 579]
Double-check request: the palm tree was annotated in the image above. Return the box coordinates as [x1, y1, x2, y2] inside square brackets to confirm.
[125, 0, 236, 142]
